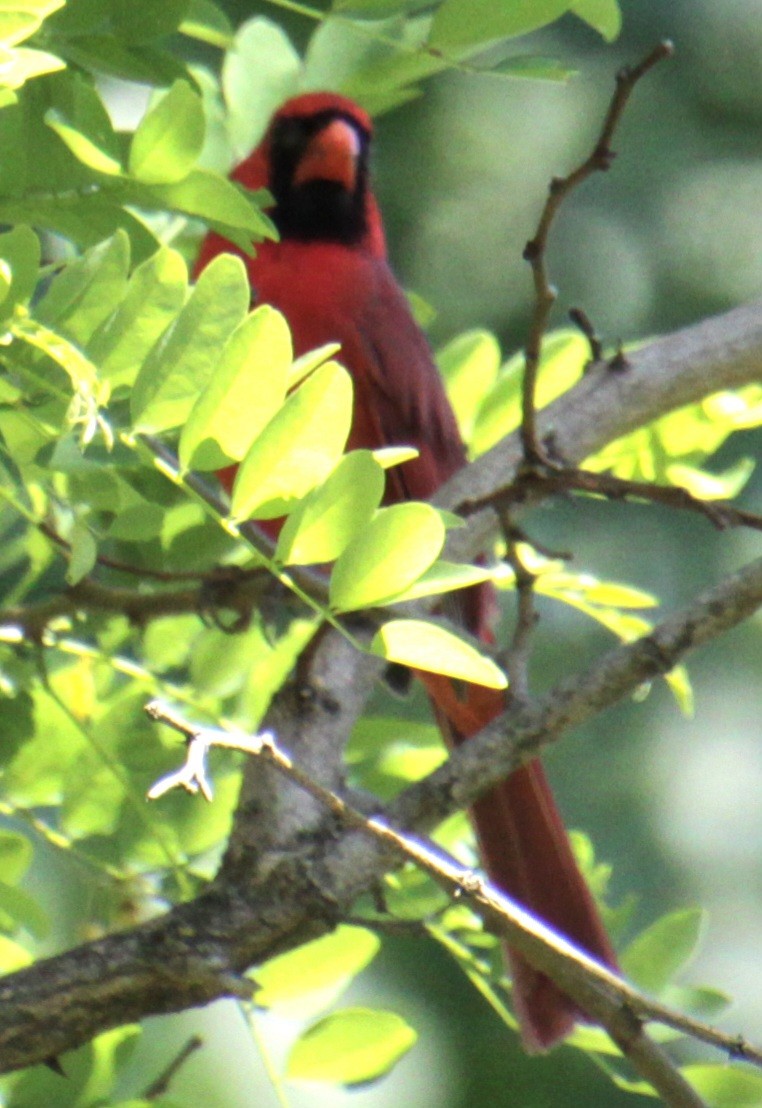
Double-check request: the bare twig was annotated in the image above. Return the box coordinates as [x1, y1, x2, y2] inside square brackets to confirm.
[519, 40, 674, 464]
[142, 1035, 203, 1100]
[501, 527, 537, 704]
[460, 462, 762, 533]
[568, 306, 604, 364]
[0, 572, 275, 641]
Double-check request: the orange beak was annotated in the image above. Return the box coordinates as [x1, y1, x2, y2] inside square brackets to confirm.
[292, 118, 361, 191]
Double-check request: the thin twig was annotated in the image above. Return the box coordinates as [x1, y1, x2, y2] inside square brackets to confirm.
[142, 1035, 203, 1100]
[520, 40, 674, 464]
[501, 525, 537, 704]
[568, 306, 604, 364]
[461, 463, 762, 533]
[37, 520, 212, 583]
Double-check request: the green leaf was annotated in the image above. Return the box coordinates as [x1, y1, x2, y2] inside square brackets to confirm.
[222, 17, 301, 157]
[329, 503, 445, 612]
[255, 926, 380, 1016]
[682, 1064, 762, 1107]
[88, 246, 188, 389]
[179, 305, 292, 471]
[44, 69, 122, 173]
[129, 79, 205, 184]
[372, 445, 419, 469]
[372, 619, 508, 689]
[55, 33, 189, 86]
[66, 519, 98, 585]
[179, 0, 234, 49]
[0, 10, 41, 48]
[664, 664, 694, 717]
[429, 0, 572, 50]
[276, 451, 385, 566]
[45, 108, 122, 175]
[437, 329, 501, 443]
[287, 1008, 417, 1086]
[0, 46, 64, 91]
[621, 909, 705, 995]
[571, 0, 621, 41]
[137, 167, 275, 242]
[0, 224, 40, 320]
[492, 54, 577, 82]
[36, 230, 131, 346]
[287, 341, 341, 389]
[109, 0, 189, 43]
[377, 560, 493, 604]
[0, 934, 31, 971]
[131, 252, 249, 432]
[0, 829, 33, 883]
[231, 360, 353, 520]
[331, 0, 412, 15]
[0, 880, 49, 939]
[472, 329, 587, 456]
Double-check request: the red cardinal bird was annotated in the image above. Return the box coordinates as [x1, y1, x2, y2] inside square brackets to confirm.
[195, 91, 616, 1051]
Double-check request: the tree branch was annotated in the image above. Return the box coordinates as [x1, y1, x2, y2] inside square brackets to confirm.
[0, 552, 760, 1077]
[144, 702, 714, 1108]
[437, 298, 762, 558]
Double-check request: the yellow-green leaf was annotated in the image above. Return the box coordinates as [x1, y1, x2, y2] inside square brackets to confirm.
[287, 1007, 416, 1086]
[180, 305, 292, 470]
[330, 503, 445, 612]
[231, 360, 353, 520]
[276, 450, 385, 566]
[372, 619, 507, 689]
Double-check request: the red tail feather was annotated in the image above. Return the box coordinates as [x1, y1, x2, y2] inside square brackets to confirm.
[423, 673, 617, 1051]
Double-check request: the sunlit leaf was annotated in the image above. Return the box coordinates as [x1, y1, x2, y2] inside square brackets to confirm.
[129, 79, 205, 184]
[276, 450, 385, 566]
[330, 503, 445, 611]
[36, 231, 131, 346]
[45, 109, 123, 175]
[287, 1008, 417, 1085]
[378, 560, 493, 604]
[0, 934, 32, 971]
[180, 305, 292, 470]
[437, 329, 501, 443]
[372, 619, 507, 689]
[131, 253, 249, 432]
[255, 926, 380, 1016]
[88, 247, 188, 389]
[472, 330, 587, 456]
[231, 361, 353, 520]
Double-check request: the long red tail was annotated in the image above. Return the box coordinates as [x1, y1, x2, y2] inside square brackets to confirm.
[422, 671, 616, 1052]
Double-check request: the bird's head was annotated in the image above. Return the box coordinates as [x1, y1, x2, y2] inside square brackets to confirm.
[234, 92, 386, 256]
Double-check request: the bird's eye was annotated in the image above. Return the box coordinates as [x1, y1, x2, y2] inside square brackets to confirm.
[274, 117, 310, 158]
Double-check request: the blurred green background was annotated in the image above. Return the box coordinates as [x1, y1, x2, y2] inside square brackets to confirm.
[108, 1, 762, 1104]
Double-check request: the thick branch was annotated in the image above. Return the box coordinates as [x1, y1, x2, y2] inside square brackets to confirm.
[438, 299, 762, 553]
